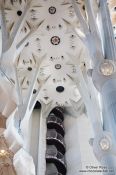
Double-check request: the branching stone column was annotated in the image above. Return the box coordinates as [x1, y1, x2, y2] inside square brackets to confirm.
[92, 59, 116, 173]
[72, 0, 116, 171]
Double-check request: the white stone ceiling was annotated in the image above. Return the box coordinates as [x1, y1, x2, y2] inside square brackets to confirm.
[3, 0, 90, 107]
[3, 0, 115, 107]
[4, 0, 114, 108]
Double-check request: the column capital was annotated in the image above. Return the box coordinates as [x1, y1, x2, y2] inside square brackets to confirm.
[92, 60, 116, 91]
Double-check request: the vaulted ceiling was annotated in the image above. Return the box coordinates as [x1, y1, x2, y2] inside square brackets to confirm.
[2, 0, 89, 108]
[1, 0, 116, 109]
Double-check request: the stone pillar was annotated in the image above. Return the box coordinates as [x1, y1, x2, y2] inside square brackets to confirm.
[92, 60, 116, 171]
[92, 59, 116, 139]
[37, 111, 47, 175]
[101, 79, 116, 140]
[28, 109, 41, 173]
